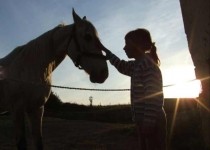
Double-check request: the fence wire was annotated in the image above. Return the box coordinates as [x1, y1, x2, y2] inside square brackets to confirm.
[5, 78, 198, 91]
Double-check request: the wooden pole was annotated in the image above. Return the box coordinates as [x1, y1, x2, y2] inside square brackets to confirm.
[179, 0, 210, 148]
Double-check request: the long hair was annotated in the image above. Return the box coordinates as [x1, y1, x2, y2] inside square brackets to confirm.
[125, 28, 160, 66]
[150, 42, 160, 65]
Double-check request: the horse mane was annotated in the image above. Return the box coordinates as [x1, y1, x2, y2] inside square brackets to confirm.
[0, 25, 62, 68]
[0, 45, 25, 66]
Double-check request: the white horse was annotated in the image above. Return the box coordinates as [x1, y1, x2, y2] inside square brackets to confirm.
[0, 9, 108, 150]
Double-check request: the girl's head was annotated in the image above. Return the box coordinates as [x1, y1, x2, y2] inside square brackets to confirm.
[124, 28, 160, 65]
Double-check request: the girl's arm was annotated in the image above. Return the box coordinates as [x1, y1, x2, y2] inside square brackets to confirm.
[108, 53, 135, 76]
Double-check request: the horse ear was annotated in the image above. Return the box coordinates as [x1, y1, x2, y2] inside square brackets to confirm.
[72, 8, 82, 23]
[83, 16, 87, 20]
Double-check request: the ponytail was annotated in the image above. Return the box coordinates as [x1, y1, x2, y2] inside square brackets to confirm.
[150, 42, 160, 66]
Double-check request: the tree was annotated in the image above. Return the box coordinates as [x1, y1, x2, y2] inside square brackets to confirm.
[45, 91, 63, 110]
[89, 96, 93, 107]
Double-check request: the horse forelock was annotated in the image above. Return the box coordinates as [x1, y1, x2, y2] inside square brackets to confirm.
[85, 20, 99, 38]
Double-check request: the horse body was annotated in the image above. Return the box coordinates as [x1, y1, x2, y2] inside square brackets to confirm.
[0, 10, 108, 150]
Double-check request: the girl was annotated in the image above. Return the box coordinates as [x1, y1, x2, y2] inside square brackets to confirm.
[103, 28, 167, 150]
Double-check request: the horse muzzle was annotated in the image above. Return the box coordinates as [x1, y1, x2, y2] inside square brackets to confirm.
[90, 69, 108, 83]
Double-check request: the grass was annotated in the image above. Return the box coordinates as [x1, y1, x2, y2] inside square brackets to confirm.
[0, 117, 138, 150]
[0, 98, 207, 150]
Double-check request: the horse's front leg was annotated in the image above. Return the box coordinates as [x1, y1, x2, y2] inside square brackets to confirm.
[27, 106, 44, 150]
[11, 108, 27, 150]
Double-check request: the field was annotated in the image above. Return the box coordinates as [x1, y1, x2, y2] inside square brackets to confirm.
[0, 99, 206, 150]
[0, 116, 139, 150]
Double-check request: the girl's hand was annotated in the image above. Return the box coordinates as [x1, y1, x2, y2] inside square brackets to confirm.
[103, 48, 112, 59]
[96, 39, 113, 59]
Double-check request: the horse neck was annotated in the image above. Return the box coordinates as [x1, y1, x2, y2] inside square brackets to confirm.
[0, 46, 24, 66]
[2, 25, 74, 81]
[50, 25, 74, 71]
[5, 26, 71, 81]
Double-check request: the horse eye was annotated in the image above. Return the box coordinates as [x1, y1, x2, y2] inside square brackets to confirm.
[84, 33, 92, 41]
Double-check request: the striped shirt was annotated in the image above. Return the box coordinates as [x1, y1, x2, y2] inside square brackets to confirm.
[109, 53, 164, 123]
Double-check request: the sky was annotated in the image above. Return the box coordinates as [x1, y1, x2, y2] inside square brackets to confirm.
[0, 0, 201, 105]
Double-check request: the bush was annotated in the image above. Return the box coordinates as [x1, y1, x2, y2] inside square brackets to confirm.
[45, 92, 63, 111]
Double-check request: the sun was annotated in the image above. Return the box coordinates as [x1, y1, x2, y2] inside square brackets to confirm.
[163, 79, 201, 98]
[163, 66, 201, 98]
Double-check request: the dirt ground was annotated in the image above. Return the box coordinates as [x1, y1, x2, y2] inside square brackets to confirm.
[0, 116, 139, 150]
[1, 106, 204, 150]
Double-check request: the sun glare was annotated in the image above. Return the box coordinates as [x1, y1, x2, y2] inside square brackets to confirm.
[163, 79, 201, 98]
[163, 66, 201, 98]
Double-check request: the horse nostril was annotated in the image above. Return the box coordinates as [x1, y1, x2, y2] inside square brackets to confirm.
[90, 69, 108, 83]
[100, 69, 108, 78]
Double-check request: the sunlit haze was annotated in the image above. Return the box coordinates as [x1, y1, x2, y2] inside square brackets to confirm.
[0, 0, 201, 105]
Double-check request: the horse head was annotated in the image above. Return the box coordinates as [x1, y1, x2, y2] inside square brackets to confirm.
[66, 9, 108, 83]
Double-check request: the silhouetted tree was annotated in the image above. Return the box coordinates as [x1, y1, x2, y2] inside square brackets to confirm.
[89, 96, 93, 107]
[45, 91, 63, 110]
